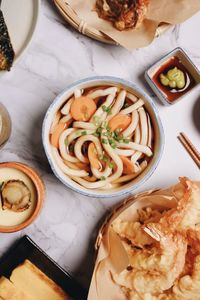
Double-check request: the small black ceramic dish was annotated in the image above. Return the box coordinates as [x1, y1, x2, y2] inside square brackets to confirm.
[0, 235, 87, 300]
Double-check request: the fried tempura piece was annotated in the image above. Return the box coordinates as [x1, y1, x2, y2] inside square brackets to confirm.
[112, 207, 163, 248]
[145, 178, 200, 235]
[113, 226, 187, 295]
[112, 219, 153, 247]
[138, 207, 164, 224]
[96, 0, 150, 31]
[168, 255, 200, 299]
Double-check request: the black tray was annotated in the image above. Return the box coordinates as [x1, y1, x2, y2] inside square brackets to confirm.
[0, 235, 87, 300]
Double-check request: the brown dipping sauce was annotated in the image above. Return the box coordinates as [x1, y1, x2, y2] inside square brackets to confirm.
[152, 56, 195, 102]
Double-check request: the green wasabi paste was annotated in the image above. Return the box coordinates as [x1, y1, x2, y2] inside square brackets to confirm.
[160, 67, 185, 89]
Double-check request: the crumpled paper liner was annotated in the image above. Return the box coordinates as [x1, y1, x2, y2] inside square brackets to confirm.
[67, 0, 200, 49]
[87, 180, 200, 300]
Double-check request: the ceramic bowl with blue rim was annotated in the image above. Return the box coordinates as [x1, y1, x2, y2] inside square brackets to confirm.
[42, 76, 164, 198]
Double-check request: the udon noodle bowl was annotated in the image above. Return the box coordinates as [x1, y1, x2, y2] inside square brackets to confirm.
[49, 85, 154, 191]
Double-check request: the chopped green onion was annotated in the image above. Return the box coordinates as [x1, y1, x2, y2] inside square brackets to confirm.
[93, 132, 100, 137]
[102, 131, 109, 137]
[100, 176, 106, 181]
[64, 138, 69, 146]
[102, 105, 112, 115]
[97, 127, 103, 134]
[111, 142, 117, 149]
[102, 155, 108, 162]
[69, 144, 74, 152]
[92, 116, 101, 126]
[109, 162, 114, 169]
[101, 139, 108, 144]
[108, 138, 113, 144]
[101, 121, 107, 128]
[102, 105, 107, 112]
[123, 138, 130, 144]
[124, 102, 130, 108]
[81, 131, 87, 136]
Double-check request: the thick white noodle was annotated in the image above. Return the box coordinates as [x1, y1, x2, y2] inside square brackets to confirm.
[116, 141, 152, 156]
[51, 146, 88, 177]
[101, 130, 123, 182]
[67, 129, 95, 145]
[123, 110, 139, 137]
[92, 91, 117, 120]
[126, 93, 138, 103]
[59, 114, 72, 123]
[106, 90, 126, 122]
[115, 149, 135, 156]
[74, 134, 103, 163]
[64, 160, 82, 170]
[120, 99, 144, 115]
[113, 161, 148, 184]
[88, 87, 118, 99]
[73, 121, 96, 130]
[70, 176, 108, 189]
[138, 107, 148, 145]
[50, 111, 61, 134]
[59, 128, 79, 163]
[61, 98, 73, 115]
[131, 108, 148, 163]
[134, 124, 141, 143]
[147, 113, 153, 148]
[91, 164, 112, 179]
[74, 89, 82, 98]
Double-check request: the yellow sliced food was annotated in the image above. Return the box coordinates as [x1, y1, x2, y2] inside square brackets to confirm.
[10, 260, 69, 300]
[0, 276, 31, 300]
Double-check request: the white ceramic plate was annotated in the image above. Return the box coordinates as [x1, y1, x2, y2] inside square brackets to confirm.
[1, 0, 40, 66]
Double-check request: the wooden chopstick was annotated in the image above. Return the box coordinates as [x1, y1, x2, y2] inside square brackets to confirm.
[178, 132, 200, 168]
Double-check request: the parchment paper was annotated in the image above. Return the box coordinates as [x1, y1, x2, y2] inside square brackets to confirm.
[67, 0, 200, 49]
[87, 181, 200, 300]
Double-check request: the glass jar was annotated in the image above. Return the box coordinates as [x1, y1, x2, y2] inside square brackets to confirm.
[0, 103, 11, 149]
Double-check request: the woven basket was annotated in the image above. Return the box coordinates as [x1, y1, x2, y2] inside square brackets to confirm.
[54, 0, 171, 45]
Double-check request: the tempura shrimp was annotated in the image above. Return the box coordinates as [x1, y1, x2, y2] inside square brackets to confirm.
[163, 255, 200, 300]
[112, 219, 153, 248]
[145, 178, 200, 235]
[112, 208, 164, 248]
[113, 226, 187, 295]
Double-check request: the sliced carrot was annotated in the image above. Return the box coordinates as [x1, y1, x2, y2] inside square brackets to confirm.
[108, 114, 131, 132]
[83, 175, 97, 182]
[120, 156, 135, 175]
[70, 96, 97, 121]
[88, 143, 101, 170]
[75, 162, 90, 172]
[50, 118, 72, 148]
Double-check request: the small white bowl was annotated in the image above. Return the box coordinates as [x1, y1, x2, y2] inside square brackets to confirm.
[145, 47, 200, 105]
[42, 76, 164, 198]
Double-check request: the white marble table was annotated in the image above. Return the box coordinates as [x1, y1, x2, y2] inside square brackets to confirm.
[0, 0, 200, 289]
